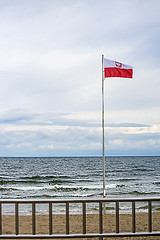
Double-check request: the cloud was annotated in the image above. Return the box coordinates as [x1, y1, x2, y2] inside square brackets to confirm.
[0, 108, 159, 156]
[0, 125, 159, 156]
[0, 0, 160, 156]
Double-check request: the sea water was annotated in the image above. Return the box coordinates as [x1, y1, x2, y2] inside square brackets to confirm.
[0, 156, 160, 214]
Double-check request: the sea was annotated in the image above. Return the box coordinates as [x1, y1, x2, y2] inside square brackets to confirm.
[0, 156, 160, 215]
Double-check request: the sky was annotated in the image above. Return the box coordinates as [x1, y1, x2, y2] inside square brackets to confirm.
[0, 0, 160, 157]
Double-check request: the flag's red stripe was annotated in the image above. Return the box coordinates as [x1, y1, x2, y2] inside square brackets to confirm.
[104, 67, 133, 78]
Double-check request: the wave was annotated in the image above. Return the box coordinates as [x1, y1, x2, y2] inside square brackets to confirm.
[21, 175, 73, 180]
[0, 178, 76, 185]
[127, 190, 160, 195]
[0, 180, 40, 185]
[112, 178, 139, 182]
[0, 182, 117, 193]
[0, 156, 159, 201]
[0, 187, 18, 192]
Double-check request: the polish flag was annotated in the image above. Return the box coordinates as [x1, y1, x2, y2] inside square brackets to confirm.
[104, 58, 133, 78]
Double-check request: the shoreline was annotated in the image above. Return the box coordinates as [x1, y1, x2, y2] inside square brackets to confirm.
[1, 212, 160, 240]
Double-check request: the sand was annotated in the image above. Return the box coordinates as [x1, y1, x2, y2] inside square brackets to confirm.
[1, 212, 160, 240]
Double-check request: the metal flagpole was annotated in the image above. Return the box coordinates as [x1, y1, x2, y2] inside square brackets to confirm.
[102, 55, 106, 198]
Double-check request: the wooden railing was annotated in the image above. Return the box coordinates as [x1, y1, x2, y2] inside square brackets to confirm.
[0, 197, 159, 238]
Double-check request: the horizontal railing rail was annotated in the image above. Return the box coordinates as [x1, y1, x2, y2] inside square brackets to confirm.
[0, 197, 159, 239]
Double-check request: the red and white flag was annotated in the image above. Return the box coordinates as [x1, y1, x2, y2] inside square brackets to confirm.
[104, 58, 133, 78]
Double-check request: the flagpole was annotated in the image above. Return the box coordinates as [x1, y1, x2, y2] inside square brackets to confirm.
[102, 55, 106, 198]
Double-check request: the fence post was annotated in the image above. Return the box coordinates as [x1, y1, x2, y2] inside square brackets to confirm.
[148, 201, 152, 232]
[49, 202, 52, 235]
[83, 202, 86, 234]
[99, 201, 103, 240]
[32, 202, 36, 235]
[15, 203, 19, 235]
[0, 203, 2, 235]
[116, 201, 119, 233]
[132, 201, 136, 233]
[66, 202, 69, 235]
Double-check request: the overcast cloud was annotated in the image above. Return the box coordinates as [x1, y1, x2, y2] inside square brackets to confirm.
[0, 0, 160, 156]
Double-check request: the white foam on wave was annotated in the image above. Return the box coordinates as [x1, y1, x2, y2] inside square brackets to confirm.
[106, 183, 117, 189]
[4, 182, 117, 191]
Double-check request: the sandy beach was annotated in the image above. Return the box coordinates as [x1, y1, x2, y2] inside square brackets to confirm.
[1, 212, 160, 240]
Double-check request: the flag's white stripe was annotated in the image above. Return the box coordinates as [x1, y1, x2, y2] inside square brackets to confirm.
[104, 58, 133, 69]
